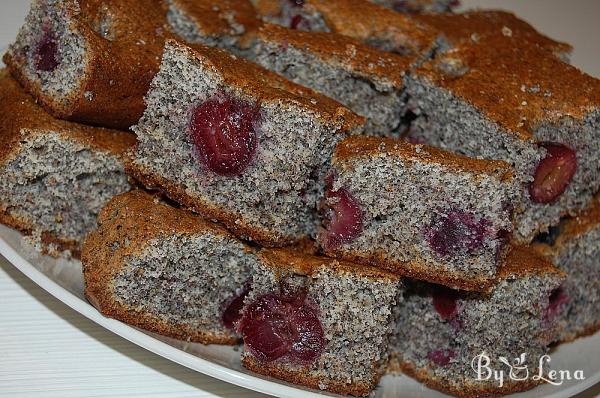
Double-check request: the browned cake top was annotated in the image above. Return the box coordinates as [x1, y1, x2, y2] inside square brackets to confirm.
[171, 0, 261, 40]
[259, 248, 400, 282]
[556, 198, 600, 242]
[93, 190, 236, 249]
[497, 245, 564, 280]
[0, 70, 136, 164]
[172, 40, 365, 131]
[258, 23, 414, 89]
[414, 10, 572, 56]
[306, 0, 439, 55]
[415, 34, 600, 141]
[333, 135, 514, 179]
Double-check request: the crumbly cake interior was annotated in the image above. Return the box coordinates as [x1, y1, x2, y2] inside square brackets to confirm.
[7, 0, 87, 110]
[554, 227, 600, 341]
[0, 132, 130, 248]
[391, 271, 562, 393]
[132, 43, 345, 242]
[255, 41, 407, 135]
[330, 154, 517, 281]
[242, 260, 401, 391]
[114, 233, 257, 335]
[370, 0, 456, 13]
[405, 75, 600, 243]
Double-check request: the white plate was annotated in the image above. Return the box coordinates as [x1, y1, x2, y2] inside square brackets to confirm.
[1, 224, 599, 398]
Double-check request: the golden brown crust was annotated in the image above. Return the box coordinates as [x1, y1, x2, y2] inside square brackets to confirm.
[304, 0, 439, 56]
[554, 200, 600, 244]
[414, 33, 600, 141]
[125, 160, 300, 246]
[3, 0, 171, 130]
[414, 10, 572, 56]
[170, 0, 261, 48]
[259, 247, 401, 282]
[333, 135, 514, 180]
[257, 23, 414, 89]
[82, 190, 245, 345]
[169, 40, 365, 131]
[322, 248, 497, 292]
[0, 70, 136, 165]
[392, 357, 543, 398]
[497, 245, 565, 280]
[242, 355, 378, 397]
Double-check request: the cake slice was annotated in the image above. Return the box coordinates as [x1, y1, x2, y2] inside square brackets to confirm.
[254, 23, 415, 135]
[165, 0, 260, 55]
[412, 10, 572, 61]
[405, 31, 600, 244]
[369, 0, 458, 14]
[389, 246, 567, 398]
[238, 248, 402, 396]
[319, 136, 518, 292]
[128, 40, 364, 247]
[533, 199, 600, 342]
[4, 0, 260, 129]
[82, 190, 259, 344]
[0, 70, 134, 258]
[251, 0, 441, 57]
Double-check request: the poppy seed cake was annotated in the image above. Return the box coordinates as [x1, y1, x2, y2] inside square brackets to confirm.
[533, 199, 600, 343]
[128, 40, 364, 247]
[83, 190, 259, 344]
[251, 0, 441, 57]
[389, 246, 567, 398]
[165, 0, 260, 55]
[0, 70, 134, 258]
[369, 0, 458, 14]
[404, 30, 600, 244]
[238, 248, 402, 397]
[319, 136, 518, 292]
[254, 23, 416, 135]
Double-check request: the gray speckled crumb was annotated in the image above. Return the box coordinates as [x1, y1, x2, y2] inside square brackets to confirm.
[114, 232, 258, 338]
[242, 259, 402, 390]
[0, 132, 130, 253]
[329, 151, 519, 283]
[254, 39, 407, 135]
[6, 0, 87, 108]
[132, 42, 351, 243]
[405, 74, 600, 243]
[391, 270, 563, 392]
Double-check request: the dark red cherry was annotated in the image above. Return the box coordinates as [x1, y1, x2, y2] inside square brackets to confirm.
[543, 286, 570, 324]
[529, 143, 577, 204]
[319, 176, 363, 251]
[237, 293, 325, 363]
[424, 208, 491, 257]
[189, 92, 260, 177]
[427, 349, 456, 366]
[34, 28, 59, 72]
[222, 282, 252, 330]
[432, 285, 460, 321]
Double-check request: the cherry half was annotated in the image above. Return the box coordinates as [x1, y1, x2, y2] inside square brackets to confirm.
[529, 143, 577, 204]
[34, 28, 60, 72]
[189, 92, 260, 177]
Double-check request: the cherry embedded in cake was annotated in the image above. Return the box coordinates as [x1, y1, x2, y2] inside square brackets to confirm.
[34, 28, 60, 72]
[424, 208, 492, 257]
[189, 92, 260, 177]
[222, 281, 252, 331]
[529, 143, 577, 204]
[432, 285, 461, 321]
[427, 348, 456, 367]
[543, 285, 570, 325]
[237, 292, 325, 363]
[319, 176, 364, 251]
